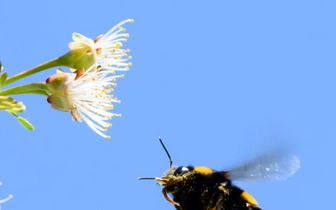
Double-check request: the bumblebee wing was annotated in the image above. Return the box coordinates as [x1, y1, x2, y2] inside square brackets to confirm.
[226, 152, 300, 181]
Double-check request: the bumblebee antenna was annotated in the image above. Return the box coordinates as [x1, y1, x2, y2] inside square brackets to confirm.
[137, 177, 156, 180]
[137, 137, 173, 181]
[159, 137, 173, 169]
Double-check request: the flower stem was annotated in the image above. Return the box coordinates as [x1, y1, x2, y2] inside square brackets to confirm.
[5, 58, 61, 86]
[0, 83, 49, 97]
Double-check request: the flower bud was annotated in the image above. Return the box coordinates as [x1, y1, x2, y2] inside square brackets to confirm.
[47, 95, 72, 112]
[46, 71, 70, 92]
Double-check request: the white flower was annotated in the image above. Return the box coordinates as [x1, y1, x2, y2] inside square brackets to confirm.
[46, 66, 124, 139]
[0, 182, 13, 208]
[69, 19, 133, 73]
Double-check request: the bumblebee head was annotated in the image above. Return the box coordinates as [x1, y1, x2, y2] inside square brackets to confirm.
[173, 166, 193, 176]
[156, 166, 194, 187]
[138, 138, 196, 188]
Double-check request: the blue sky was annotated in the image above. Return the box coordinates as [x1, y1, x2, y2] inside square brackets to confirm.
[0, 0, 335, 209]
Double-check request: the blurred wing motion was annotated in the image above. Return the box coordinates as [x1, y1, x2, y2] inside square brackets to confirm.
[226, 151, 300, 181]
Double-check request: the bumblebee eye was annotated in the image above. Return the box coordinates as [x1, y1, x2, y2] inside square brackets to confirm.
[174, 166, 189, 176]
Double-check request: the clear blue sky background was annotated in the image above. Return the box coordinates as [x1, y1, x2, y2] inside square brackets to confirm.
[0, 0, 334, 209]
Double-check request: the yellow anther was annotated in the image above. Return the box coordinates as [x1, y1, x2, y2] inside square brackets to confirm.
[128, 19, 134, 23]
[128, 62, 132, 66]
[121, 74, 125, 78]
[116, 42, 123, 48]
[128, 56, 132, 59]
[113, 83, 117, 87]
[107, 136, 111, 140]
[9, 194, 13, 199]
[96, 48, 102, 55]
[94, 35, 104, 43]
[125, 33, 129, 38]
[125, 66, 129, 70]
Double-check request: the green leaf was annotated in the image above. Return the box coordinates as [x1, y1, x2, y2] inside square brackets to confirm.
[0, 96, 15, 110]
[0, 82, 49, 97]
[10, 113, 34, 131]
[0, 71, 8, 89]
[0, 96, 25, 113]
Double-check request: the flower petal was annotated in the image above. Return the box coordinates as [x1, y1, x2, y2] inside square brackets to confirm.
[70, 33, 94, 49]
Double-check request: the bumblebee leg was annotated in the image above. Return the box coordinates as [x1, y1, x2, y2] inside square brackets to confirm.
[162, 187, 180, 207]
[74, 68, 85, 80]
[218, 185, 229, 194]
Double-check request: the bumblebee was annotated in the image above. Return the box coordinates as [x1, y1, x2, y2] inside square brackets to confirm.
[138, 138, 300, 210]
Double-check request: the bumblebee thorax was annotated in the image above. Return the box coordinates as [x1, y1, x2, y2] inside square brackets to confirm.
[193, 166, 215, 176]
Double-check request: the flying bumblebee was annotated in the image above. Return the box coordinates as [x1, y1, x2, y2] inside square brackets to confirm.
[138, 138, 300, 210]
